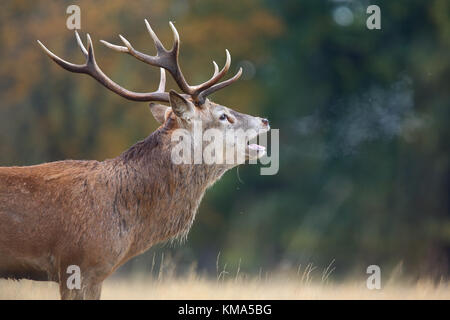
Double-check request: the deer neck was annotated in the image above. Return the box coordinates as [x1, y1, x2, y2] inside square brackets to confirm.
[111, 126, 228, 256]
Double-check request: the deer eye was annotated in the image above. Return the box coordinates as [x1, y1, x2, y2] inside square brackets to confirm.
[219, 114, 228, 121]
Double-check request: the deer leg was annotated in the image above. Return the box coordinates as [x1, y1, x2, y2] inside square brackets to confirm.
[58, 263, 104, 300]
[59, 279, 103, 300]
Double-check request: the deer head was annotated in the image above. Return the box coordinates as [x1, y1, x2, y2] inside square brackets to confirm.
[37, 20, 270, 165]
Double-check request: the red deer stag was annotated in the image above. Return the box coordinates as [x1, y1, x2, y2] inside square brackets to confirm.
[0, 20, 269, 299]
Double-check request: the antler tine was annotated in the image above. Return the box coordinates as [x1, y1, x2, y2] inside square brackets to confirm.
[41, 21, 242, 106]
[157, 68, 166, 93]
[145, 19, 166, 54]
[100, 20, 236, 102]
[197, 67, 243, 103]
[75, 30, 88, 56]
[162, 22, 237, 99]
[189, 49, 231, 95]
[99, 39, 129, 53]
[101, 20, 168, 57]
[100, 22, 191, 94]
[37, 39, 86, 74]
[165, 21, 192, 94]
[38, 33, 169, 102]
[167, 20, 234, 96]
[168, 21, 180, 54]
[212, 61, 219, 77]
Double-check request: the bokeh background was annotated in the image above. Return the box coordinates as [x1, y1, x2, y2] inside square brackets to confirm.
[0, 0, 448, 281]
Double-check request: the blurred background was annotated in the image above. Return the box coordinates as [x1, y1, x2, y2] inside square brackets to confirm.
[0, 0, 448, 281]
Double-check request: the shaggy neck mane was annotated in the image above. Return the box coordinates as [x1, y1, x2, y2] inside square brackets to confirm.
[106, 119, 227, 256]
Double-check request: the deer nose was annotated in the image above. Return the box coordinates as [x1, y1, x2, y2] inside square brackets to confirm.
[261, 118, 269, 126]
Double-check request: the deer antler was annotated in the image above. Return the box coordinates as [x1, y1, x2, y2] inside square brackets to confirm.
[37, 31, 169, 102]
[38, 20, 242, 105]
[100, 20, 242, 104]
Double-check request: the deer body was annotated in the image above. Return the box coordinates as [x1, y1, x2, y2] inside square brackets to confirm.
[0, 20, 269, 299]
[0, 123, 227, 298]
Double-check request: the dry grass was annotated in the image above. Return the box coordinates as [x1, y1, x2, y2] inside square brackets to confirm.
[1, 275, 449, 300]
[1, 257, 448, 299]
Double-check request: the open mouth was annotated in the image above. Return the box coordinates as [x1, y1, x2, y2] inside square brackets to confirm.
[244, 125, 270, 159]
[247, 143, 266, 152]
[246, 141, 266, 159]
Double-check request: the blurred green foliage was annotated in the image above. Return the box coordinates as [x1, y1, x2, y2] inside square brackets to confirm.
[0, 0, 448, 279]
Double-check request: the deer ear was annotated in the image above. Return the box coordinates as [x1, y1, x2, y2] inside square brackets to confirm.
[149, 103, 169, 124]
[169, 90, 194, 120]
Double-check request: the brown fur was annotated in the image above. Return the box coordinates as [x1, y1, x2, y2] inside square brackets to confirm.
[0, 108, 257, 299]
[4, 22, 270, 298]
